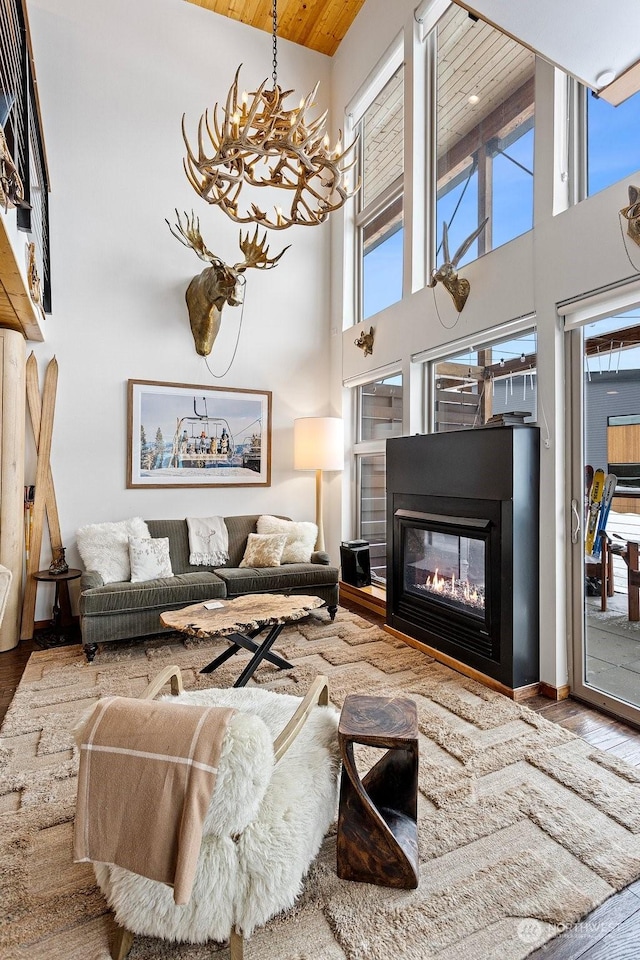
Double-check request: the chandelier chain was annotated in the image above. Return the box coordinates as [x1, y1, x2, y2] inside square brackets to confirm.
[272, 0, 278, 89]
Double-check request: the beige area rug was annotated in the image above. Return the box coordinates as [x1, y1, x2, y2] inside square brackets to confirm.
[2, 609, 640, 960]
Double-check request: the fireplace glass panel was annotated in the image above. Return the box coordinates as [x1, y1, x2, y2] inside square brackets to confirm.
[404, 527, 486, 617]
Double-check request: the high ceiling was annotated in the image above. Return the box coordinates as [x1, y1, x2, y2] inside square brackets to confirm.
[191, 1, 640, 103]
[442, 1, 640, 104]
[186, 0, 366, 57]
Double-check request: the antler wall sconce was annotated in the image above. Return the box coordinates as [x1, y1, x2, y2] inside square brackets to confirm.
[167, 211, 289, 357]
[429, 218, 489, 312]
[354, 326, 374, 357]
[181, 0, 358, 230]
[620, 185, 640, 247]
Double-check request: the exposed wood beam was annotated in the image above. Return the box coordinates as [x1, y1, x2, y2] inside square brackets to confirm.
[599, 58, 640, 106]
[586, 325, 640, 356]
[437, 77, 534, 188]
[434, 361, 484, 380]
[484, 353, 536, 377]
[0, 216, 44, 342]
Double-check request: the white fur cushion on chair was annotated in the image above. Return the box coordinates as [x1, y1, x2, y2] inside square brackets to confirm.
[257, 515, 318, 563]
[93, 686, 340, 944]
[76, 517, 150, 584]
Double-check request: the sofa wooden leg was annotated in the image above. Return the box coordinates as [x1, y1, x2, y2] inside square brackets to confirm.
[84, 643, 98, 663]
[230, 926, 244, 960]
[112, 923, 134, 960]
[328, 605, 337, 621]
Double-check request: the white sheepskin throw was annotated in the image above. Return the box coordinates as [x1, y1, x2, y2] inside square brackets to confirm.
[257, 515, 318, 563]
[93, 686, 340, 944]
[76, 517, 150, 584]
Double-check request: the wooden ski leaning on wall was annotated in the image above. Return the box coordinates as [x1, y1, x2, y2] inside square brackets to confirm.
[21, 354, 62, 641]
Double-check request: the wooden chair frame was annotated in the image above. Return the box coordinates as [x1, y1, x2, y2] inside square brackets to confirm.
[609, 538, 640, 622]
[585, 530, 615, 612]
[111, 667, 331, 960]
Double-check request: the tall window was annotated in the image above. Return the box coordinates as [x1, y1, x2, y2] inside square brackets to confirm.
[429, 329, 537, 432]
[357, 65, 404, 322]
[353, 374, 403, 582]
[434, 6, 534, 269]
[586, 89, 640, 197]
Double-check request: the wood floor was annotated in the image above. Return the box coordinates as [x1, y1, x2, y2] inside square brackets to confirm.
[3, 608, 640, 959]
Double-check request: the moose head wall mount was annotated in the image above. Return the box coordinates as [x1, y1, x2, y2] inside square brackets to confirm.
[167, 211, 289, 357]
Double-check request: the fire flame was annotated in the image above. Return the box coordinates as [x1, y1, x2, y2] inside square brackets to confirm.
[424, 568, 482, 606]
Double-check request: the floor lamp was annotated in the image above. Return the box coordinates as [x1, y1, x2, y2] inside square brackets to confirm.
[294, 417, 344, 552]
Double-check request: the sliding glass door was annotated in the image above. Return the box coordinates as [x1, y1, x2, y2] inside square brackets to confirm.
[569, 308, 640, 725]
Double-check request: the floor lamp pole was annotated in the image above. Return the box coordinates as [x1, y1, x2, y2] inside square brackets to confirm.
[315, 468, 325, 552]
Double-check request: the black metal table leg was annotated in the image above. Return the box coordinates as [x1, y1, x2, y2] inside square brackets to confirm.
[200, 624, 293, 678]
[234, 623, 287, 687]
[199, 642, 242, 674]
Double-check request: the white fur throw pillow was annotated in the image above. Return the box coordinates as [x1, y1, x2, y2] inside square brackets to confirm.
[239, 533, 287, 568]
[257, 515, 317, 563]
[76, 517, 150, 584]
[129, 537, 174, 583]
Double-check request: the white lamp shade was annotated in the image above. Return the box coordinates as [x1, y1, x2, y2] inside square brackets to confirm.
[294, 417, 344, 472]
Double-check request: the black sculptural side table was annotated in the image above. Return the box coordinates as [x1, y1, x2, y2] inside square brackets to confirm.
[32, 568, 82, 648]
[337, 693, 419, 889]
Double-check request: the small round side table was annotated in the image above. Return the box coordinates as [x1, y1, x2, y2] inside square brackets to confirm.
[32, 568, 82, 647]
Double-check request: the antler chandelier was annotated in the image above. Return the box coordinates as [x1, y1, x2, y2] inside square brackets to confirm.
[181, 0, 358, 230]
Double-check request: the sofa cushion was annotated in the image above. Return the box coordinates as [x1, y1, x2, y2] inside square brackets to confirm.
[77, 517, 150, 584]
[213, 563, 339, 597]
[80, 572, 226, 616]
[129, 537, 173, 582]
[239, 533, 287, 568]
[146, 517, 266, 573]
[224, 516, 265, 567]
[257, 515, 317, 563]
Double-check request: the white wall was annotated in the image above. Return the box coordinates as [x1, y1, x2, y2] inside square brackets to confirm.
[27, 0, 334, 618]
[330, 0, 640, 688]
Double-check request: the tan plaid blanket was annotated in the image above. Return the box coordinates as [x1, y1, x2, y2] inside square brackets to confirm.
[74, 695, 235, 904]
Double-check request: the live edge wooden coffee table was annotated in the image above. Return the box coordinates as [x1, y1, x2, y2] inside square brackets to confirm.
[337, 693, 419, 889]
[160, 594, 324, 687]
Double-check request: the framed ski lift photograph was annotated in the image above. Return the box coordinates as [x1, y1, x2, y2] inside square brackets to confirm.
[127, 380, 272, 488]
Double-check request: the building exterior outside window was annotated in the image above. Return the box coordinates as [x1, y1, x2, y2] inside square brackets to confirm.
[429, 329, 537, 433]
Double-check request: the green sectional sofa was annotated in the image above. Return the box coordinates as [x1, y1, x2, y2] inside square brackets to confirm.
[79, 515, 339, 661]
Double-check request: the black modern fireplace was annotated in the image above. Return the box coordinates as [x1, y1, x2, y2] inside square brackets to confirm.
[387, 426, 539, 689]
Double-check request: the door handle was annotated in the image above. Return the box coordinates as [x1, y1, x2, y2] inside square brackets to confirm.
[571, 499, 581, 544]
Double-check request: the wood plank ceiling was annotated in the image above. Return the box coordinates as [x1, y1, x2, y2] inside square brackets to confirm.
[186, 0, 366, 57]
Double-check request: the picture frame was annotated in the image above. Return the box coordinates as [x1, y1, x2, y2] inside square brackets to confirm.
[127, 379, 271, 488]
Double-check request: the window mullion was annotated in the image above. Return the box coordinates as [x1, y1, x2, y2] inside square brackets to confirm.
[355, 174, 404, 229]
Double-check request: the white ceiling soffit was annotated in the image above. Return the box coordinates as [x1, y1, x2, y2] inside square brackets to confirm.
[456, 0, 640, 105]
